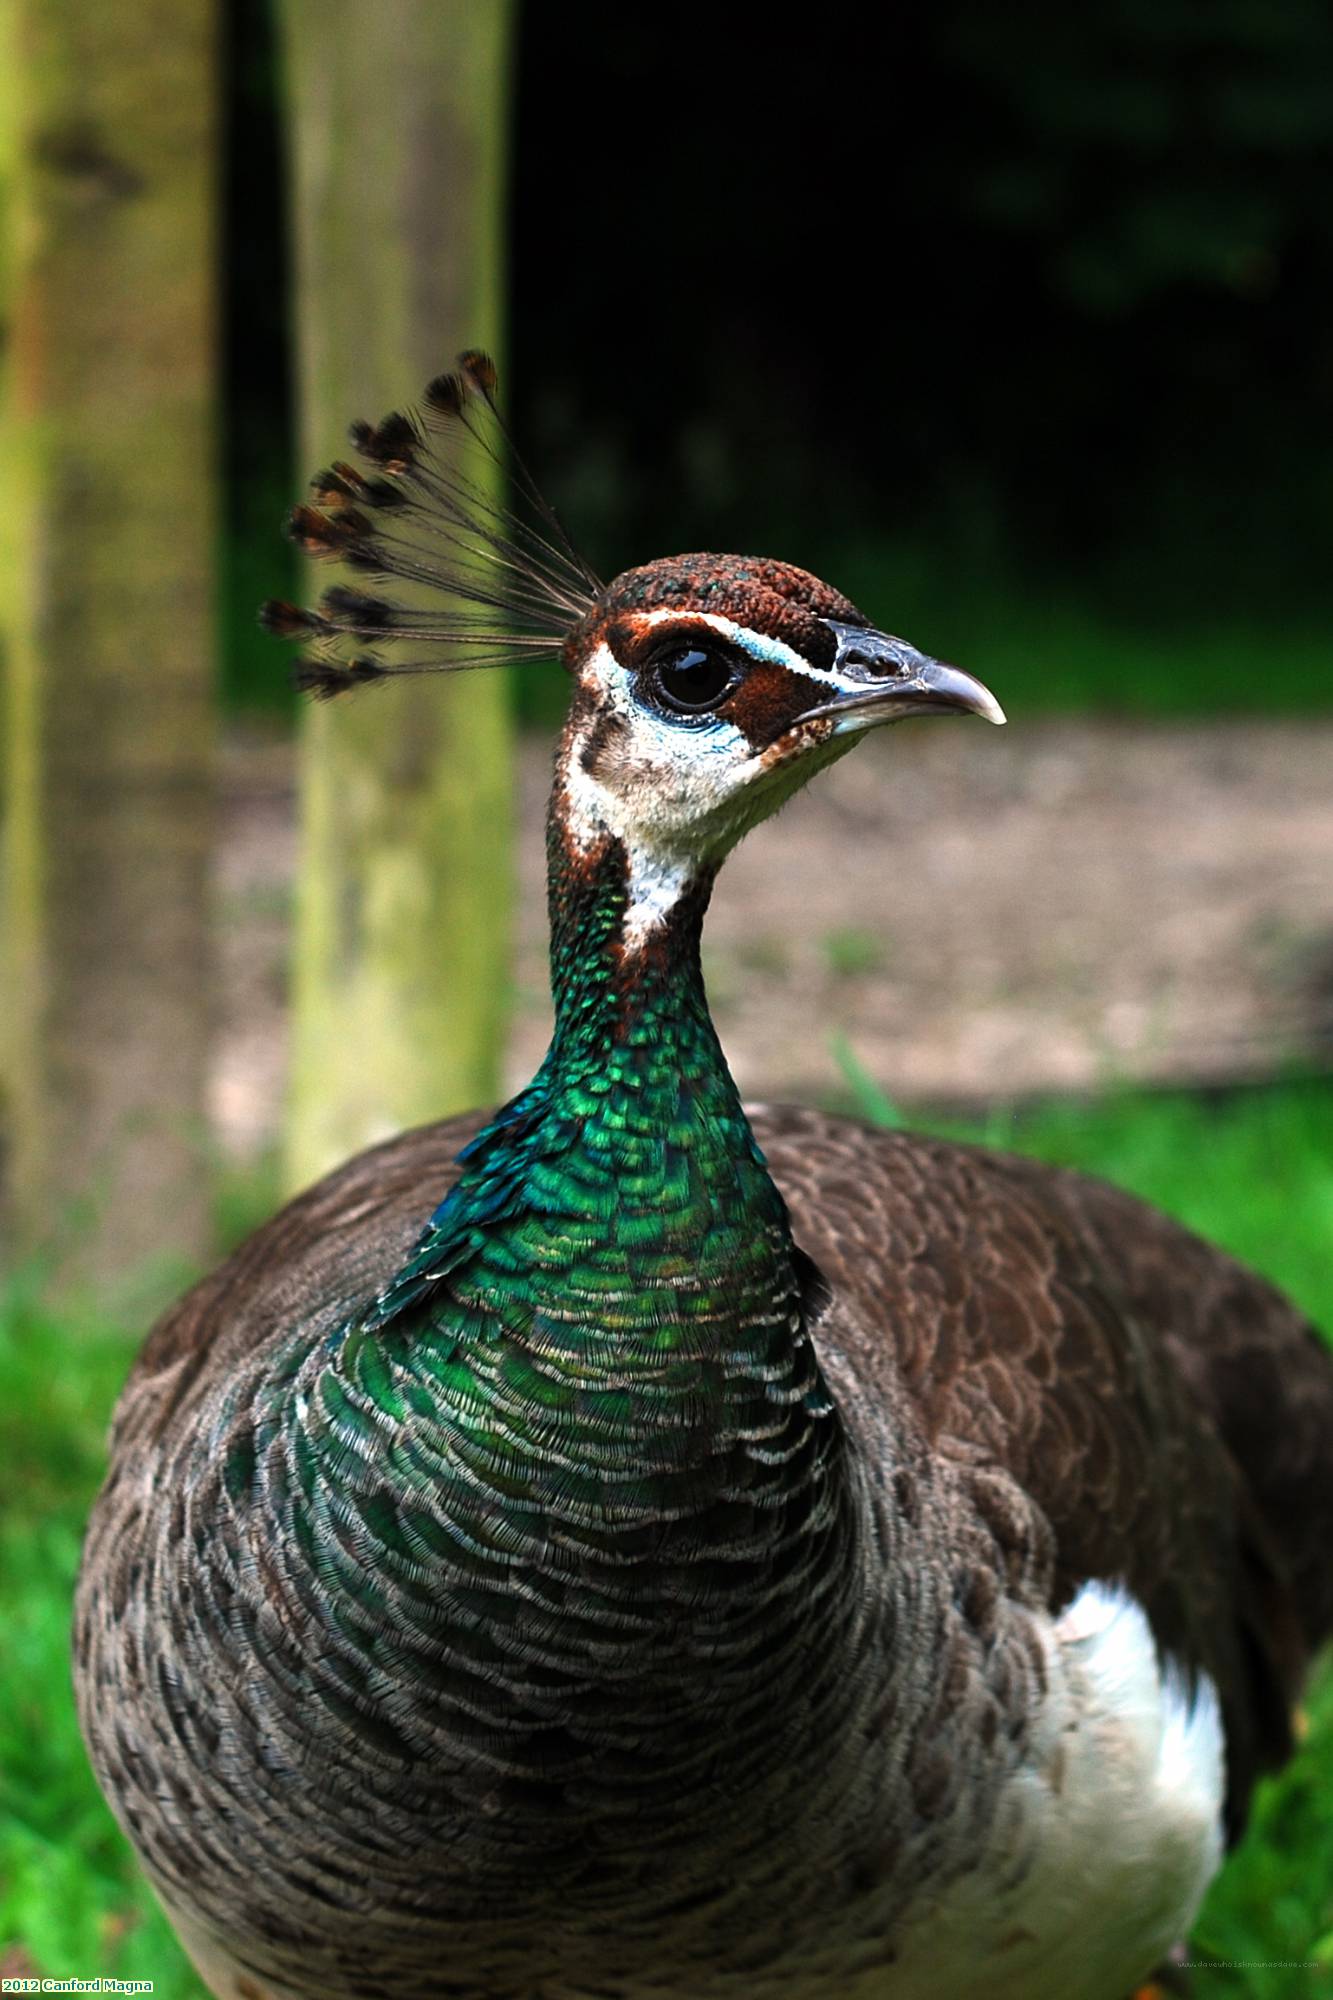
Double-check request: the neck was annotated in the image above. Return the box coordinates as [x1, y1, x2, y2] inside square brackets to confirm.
[545, 780, 720, 1066]
[534, 779, 792, 1366]
[356, 763, 842, 1548]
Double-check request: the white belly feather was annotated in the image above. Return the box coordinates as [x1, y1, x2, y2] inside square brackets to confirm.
[874, 1579, 1226, 2000]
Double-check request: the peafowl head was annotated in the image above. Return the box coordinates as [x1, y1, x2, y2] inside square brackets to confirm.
[554, 552, 1001, 884]
[263, 353, 1002, 935]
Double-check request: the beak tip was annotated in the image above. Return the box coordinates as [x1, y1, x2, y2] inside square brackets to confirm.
[918, 657, 1005, 728]
[942, 669, 1006, 728]
[946, 668, 1005, 727]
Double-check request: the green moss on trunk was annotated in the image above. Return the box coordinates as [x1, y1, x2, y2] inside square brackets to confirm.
[0, 0, 218, 1291]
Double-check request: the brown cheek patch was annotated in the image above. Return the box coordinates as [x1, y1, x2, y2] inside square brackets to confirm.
[578, 705, 631, 778]
[724, 660, 825, 752]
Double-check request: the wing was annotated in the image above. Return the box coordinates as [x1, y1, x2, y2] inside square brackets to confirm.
[752, 1103, 1333, 1828]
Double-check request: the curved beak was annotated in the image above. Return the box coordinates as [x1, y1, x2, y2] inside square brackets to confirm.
[798, 620, 1005, 733]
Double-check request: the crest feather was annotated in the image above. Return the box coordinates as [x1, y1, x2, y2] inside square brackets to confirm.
[262, 352, 599, 696]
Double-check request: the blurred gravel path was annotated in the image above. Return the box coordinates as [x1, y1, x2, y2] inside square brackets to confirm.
[214, 719, 1333, 1159]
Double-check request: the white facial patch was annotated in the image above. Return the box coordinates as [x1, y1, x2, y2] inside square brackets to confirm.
[563, 642, 748, 952]
[564, 629, 843, 955]
[562, 610, 915, 956]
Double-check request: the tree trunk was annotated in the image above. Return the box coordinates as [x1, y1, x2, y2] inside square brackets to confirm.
[0, 0, 217, 1294]
[280, 0, 515, 1193]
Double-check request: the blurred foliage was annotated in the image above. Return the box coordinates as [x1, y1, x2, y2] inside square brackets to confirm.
[3, 1079, 1331, 1994]
[0, 1286, 205, 1994]
[222, 0, 295, 711]
[822, 929, 888, 980]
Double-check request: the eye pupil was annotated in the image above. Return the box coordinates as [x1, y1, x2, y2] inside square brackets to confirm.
[654, 647, 736, 714]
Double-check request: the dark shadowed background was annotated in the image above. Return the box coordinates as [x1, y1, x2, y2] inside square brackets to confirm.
[230, 1, 1333, 711]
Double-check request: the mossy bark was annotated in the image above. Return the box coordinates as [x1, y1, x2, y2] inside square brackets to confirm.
[0, 0, 217, 1290]
[280, 0, 516, 1194]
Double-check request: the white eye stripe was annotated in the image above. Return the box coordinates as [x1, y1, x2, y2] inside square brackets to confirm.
[636, 606, 865, 696]
[636, 607, 810, 675]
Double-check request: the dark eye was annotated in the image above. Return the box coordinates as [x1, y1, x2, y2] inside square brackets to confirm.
[652, 646, 739, 716]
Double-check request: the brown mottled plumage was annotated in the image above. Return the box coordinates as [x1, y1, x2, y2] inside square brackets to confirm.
[78, 1108, 1333, 1997]
[75, 362, 1333, 2000]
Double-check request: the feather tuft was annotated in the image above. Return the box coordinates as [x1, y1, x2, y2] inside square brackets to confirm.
[285, 503, 373, 558]
[321, 585, 399, 632]
[309, 464, 364, 507]
[268, 352, 600, 701]
[359, 474, 408, 510]
[352, 410, 421, 473]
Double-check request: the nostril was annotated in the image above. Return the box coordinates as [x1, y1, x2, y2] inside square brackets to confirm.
[825, 619, 928, 685]
[844, 643, 909, 681]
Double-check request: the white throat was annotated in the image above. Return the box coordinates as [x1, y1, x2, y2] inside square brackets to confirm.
[563, 638, 744, 953]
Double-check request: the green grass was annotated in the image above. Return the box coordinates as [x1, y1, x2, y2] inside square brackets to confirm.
[821, 928, 888, 980]
[0, 1288, 207, 1994]
[2, 1079, 1330, 1993]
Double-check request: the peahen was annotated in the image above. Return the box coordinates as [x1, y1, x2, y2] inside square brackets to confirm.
[76, 355, 1333, 2000]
